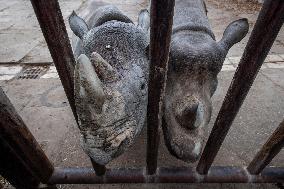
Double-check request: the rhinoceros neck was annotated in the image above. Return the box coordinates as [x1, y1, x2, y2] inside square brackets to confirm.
[83, 22, 148, 72]
[173, 0, 215, 40]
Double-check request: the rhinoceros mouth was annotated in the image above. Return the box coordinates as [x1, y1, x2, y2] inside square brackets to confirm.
[162, 105, 206, 162]
[81, 116, 137, 165]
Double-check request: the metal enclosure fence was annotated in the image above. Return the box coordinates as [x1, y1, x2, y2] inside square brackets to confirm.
[0, 0, 283, 188]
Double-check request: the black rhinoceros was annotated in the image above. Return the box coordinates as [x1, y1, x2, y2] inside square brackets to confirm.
[69, 3, 150, 165]
[162, 0, 249, 162]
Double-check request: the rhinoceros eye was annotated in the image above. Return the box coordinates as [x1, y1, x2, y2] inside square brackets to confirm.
[140, 83, 145, 90]
[210, 79, 218, 96]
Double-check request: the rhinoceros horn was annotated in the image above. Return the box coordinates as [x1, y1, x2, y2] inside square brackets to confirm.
[90, 52, 119, 82]
[75, 54, 105, 112]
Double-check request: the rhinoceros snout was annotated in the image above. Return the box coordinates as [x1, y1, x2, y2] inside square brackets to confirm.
[163, 84, 212, 162]
[175, 101, 199, 130]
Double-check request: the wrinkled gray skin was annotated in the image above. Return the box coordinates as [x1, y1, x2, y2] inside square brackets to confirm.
[69, 3, 150, 165]
[162, 0, 249, 162]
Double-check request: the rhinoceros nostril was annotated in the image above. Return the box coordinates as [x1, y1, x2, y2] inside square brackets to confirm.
[175, 103, 199, 130]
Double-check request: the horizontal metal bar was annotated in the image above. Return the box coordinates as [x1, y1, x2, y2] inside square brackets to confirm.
[247, 118, 284, 175]
[48, 166, 284, 184]
[147, 0, 175, 175]
[196, 0, 284, 174]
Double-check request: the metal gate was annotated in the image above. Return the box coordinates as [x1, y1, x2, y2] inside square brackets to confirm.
[0, 0, 283, 188]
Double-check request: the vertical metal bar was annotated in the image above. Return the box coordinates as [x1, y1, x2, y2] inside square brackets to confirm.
[0, 136, 40, 189]
[247, 119, 284, 175]
[30, 0, 110, 176]
[0, 88, 54, 183]
[146, 0, 175, 175]
[90, 158, 106, 176]
[30, 0, 78, 122]
[197, 0, 284, 174]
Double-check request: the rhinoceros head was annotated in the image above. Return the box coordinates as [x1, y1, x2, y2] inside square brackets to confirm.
[163, 18, 249, 162]
[69, 6, 150, 165]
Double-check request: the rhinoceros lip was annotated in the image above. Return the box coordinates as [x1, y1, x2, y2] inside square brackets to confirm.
[81, 116, 137, 165]
[162, 108, 205, 162]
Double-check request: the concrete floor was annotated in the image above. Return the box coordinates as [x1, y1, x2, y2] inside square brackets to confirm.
[1, 68, 284, 167]
[1, 68, 284, 189]
[0, 0, 284, 188]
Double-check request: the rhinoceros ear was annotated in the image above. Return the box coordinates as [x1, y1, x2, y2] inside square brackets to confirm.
[75, 54, 105, 112]
[138, 9, 150, 32]
[69, 11, 89, 40]
[218, 18, 249, 51]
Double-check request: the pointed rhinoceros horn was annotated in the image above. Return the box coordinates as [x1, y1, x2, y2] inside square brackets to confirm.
[90, 52, 119, 82]
[75, 54, 105, 113]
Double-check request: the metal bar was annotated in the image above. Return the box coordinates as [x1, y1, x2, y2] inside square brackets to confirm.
[0, 88, 54, 183]
[47, 166, 284, 184]
[90, 158, 106, 176]
[39, 185, 58, 189]
[197, 0, 284, 174]
[147, 0, 175, 175]
[30, 0, 77, 122]
[247, 119, 284, 175]
[38, 185, 58, 189]
[0, 136, 40, 189]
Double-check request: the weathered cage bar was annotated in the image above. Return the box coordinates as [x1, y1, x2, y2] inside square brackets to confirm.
[47, 167, 284, 184]
[247, 118, 284, 175]
[197, 0, 284, 174]
[0, 136, 40, 188]
[0, 88, 54, 186]
[146, 0, 175, 175]
[30, 0, 107, 175]
[1, 0, 284, 187]
[30, 0, 77, 122]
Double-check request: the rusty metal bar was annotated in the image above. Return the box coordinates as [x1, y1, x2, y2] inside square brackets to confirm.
[147, 0, 175, 175]
[0, 88, 54, 183]
[197, 0, 284, 174]
[47, 166, 284, 184]
[247, 119, 284, 175]
[29, 0, 104, 178]
[90, 158, 106, 176]
[0, 136, 40, 189]
[30, 0, 77, 122]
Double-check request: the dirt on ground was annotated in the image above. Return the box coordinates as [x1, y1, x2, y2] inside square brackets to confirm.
[208, 0, 261, 13]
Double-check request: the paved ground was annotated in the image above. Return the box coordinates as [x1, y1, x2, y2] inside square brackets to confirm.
[0, 0, 284, 189]
[1, 67, 284, 189]
[0, 0, 283, 64]
[1, 66, 283, 168]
